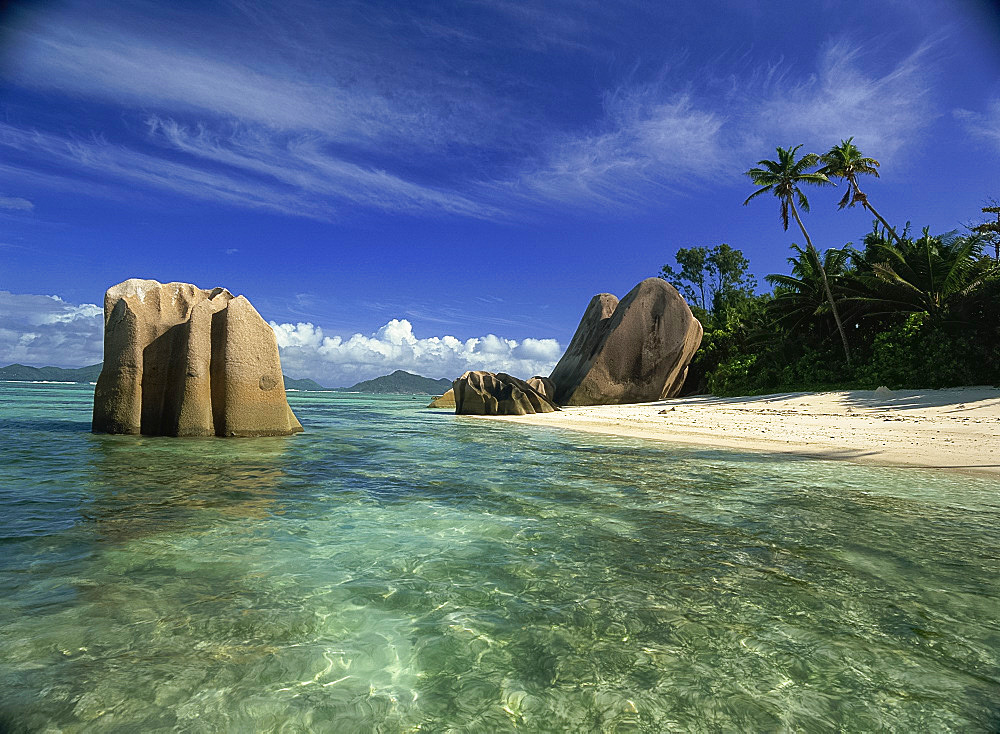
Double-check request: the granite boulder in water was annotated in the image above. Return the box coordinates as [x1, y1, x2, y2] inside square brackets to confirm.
[549, 278, 702, 405]
[92, 278, 303, 437]
[427, 388, 456, 409]
[453, 371, 559, 415]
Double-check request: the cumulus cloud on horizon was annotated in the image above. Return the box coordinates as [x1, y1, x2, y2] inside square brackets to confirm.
[0, 291, 561, 386]
[271, 319, 561, 387]
[0, 291, 104, 367]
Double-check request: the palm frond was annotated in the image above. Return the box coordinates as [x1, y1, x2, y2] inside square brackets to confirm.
[837, 186, 852, 209]
[742, 186, 772, 206]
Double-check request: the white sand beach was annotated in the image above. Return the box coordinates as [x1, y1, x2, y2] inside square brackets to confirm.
[486, 387, 1000, 474]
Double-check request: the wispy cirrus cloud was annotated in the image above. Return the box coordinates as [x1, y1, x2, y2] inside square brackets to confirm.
[0, 4, 516, 219]
[0, 0, 942, 219]
[146, 118, 498, 218]
[511, 90, 728, 209]
[0, 122, 331, 219]
[504, 38, 936, 211]
[0, 120, 496, 220]
[4, 12, 507, 152]
[748, 40, 936, 162]
[954, 98, 1000, 152]
[0, 194, 33, 212]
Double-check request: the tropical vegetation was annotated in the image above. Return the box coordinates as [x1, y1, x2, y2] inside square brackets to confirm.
[661, 140, 1000, 396]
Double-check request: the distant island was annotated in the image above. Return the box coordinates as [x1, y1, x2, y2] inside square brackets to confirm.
[335, 370, 451, 395]
[282, 376, 327, 391]
[1, 363, 454, 395]
[1, 363, 326, 392]
[0, 363, 104, 383]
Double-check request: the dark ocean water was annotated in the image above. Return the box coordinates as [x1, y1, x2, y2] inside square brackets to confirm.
[1, 382, 999, 732]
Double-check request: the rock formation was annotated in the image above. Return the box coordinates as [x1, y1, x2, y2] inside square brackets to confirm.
[427, 388, 455, 409]
[453, 371, 559, 415]
[526, 376, 556, 401]
[548, 278, 702, 406]
[92, 279, 303, 437]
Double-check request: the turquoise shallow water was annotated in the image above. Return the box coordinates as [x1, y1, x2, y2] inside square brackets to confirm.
[1, 383, 999, 732]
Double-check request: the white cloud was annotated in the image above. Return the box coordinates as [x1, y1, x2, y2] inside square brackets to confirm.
[508, 38, 935, 211]
[0, 195, 34, 212]
[146, 118, 497, 218]
[5, 14, 496, 151]
[0, 292, 104, 367]
[0, 6, 510, 220]
[954, 99, 1000, 152]
[0, 122, 330, 219]
[0, 121, 495, 220]
[0, 1, 943, 219]
[512, 91, 727, 209]
[0, 291, 562, 385]
[750, 40, 934, 162]
[271, 319, 561, 386]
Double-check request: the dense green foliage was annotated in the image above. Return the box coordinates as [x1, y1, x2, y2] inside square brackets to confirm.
[668, 227, 1000, 395]
[664, 140, 1000, 395]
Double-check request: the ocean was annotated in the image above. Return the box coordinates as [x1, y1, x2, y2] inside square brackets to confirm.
[1, 382, 999, 731]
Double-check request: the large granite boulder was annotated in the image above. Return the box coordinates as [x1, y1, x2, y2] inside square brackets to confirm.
[549, 278, 702, 406]
[453, 371, 559, 415]
[92, 278, 303, 437]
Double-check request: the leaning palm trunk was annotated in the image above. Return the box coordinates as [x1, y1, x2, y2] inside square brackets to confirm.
[855, 189, 902, 246]
[789, 202, 852, 365]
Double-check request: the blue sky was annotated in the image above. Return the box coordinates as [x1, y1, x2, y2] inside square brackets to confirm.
[1, 0, 998, 385]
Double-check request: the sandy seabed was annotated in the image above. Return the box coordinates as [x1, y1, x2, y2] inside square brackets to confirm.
[486, 387, 1000, 475]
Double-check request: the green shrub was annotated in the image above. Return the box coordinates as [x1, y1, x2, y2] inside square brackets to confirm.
[857, 314, 994, 389]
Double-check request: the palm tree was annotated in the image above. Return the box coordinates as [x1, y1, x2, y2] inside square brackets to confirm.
[820, 137, 901, 244]
[851, 228, 1000, 321]
[767, 245, 854, 334]
[744, 145, 852, 363]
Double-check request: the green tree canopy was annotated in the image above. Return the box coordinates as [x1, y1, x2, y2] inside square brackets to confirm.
[660, 244, 755, 314]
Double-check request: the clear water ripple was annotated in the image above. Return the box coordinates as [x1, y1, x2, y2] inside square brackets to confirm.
[1, 382, 998, 732]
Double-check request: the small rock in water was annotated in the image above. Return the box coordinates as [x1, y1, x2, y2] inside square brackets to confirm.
[873, 385, 894, 400]
[453, 371, 558, 415]
[427, 388, 455, 409]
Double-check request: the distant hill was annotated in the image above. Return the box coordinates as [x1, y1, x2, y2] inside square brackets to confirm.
[0, 363, 103, 382]
[1, 363, 326, 391]
[283, 376, 326, 391]
[337, 370, 452, 394]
